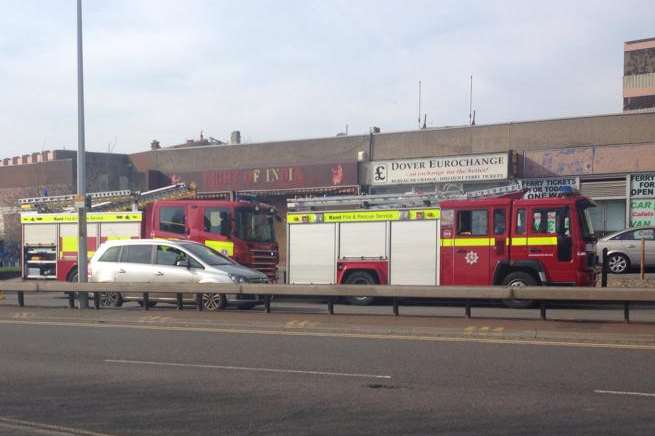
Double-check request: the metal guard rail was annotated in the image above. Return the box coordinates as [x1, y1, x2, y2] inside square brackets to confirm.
[2, 281, 654, 323]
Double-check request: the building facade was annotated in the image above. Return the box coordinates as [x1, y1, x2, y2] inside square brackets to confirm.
[624, 37, 655, 112]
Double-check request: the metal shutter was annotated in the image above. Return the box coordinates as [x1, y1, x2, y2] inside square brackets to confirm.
[580, 179, 626, 199]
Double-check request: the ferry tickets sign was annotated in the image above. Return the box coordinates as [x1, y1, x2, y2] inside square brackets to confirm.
[370, 153, 509, 185]
[631, 174, 655, 198]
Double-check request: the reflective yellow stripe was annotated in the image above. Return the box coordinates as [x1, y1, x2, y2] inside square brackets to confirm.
[21, 212, 142, 224]
[287, 213, 318, 223]
[441, 238, 494, 247]
[205, 240, 234, 256]
[408, 209, 441, 220]
[61, 236, 78, 252]
[107, 236, 131, 241]
[324, 211, 401, 223]
[510, 236, 558, 246]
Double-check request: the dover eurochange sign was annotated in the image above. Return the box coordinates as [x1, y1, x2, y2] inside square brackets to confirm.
[370, 153, 509, 185]
[520, 177, 579, 199]
[631, 174, 655, 198]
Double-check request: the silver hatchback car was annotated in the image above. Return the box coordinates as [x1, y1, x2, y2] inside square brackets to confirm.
[89, 239, 268, 310]
[595, 227, 655, 274]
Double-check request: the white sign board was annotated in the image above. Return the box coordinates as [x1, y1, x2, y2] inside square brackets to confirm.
[520, 177, 579, 199]
[370, 153, 508, 185]
[630, 174, 655, 198]
[630, 199, 655, 227]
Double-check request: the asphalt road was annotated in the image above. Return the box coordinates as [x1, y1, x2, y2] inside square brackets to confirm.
[1, 307, 655, 435]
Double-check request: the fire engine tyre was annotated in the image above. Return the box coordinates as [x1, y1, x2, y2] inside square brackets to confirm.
[201, 293, 227, 311]
[344, 271, 377, 306]
[502, 272, 538, 309]
[99, 292, 123, 308]
[607, 253, 630, 274]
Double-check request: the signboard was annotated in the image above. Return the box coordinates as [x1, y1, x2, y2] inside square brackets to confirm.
[370, 153, 508, 186]
[630, 174, 655, 198]
[630, 199, 655, 227]
[520, 177, 579, 199]
[171, 162, 357, 192]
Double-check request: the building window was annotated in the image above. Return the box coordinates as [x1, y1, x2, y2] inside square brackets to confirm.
[589, 200, 626, 236]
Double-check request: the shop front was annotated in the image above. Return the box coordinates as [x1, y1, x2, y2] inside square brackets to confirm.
[364, 152, 512, 195]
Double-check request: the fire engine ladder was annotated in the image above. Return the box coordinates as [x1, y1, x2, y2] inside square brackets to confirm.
[287, 182, 524, 211]
[17, 183, 191, 212]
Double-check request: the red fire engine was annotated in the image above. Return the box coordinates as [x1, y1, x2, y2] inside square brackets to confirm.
[285, 184, 597, 305]
[19, 184, 279, 282]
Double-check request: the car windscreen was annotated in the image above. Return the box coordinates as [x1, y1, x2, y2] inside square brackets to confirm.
[179, 243, 234, 266]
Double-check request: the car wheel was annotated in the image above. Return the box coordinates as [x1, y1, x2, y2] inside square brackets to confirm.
[502, 271, 538, 308]
[608, 253, 630, 274]
[344, 271, 377, 306]
[99, 292, 123, 307]
[201, 293, 227, 311]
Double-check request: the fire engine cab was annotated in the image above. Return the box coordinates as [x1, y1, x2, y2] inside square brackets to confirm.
[18, 184, 279, 282]
[286, 184, 597, 305]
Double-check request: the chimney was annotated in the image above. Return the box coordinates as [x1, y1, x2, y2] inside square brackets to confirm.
[230, 130, 241, 145]
[150, 140, 161, 150]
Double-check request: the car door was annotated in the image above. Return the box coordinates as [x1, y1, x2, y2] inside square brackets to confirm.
[630, 228, 655, 268]
[153, 244, 202, 283]
[452, 208, 491, 285]
[115, 244, 156, 282]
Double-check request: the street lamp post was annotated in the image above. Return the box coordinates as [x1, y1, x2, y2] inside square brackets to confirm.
[76, 0, 89, 308]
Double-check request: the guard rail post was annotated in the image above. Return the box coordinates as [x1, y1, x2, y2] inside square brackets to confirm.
[93, 291, 100, 310]
[392, 298, 399, 316]
[67, 292, 75, 309]
[17, 291, 24, 307]
[327, 297, 334, 315]
[601, 248, 608, 288]
[264, 295, 271, 313]
[540, 302, 547, 320]
[142, 293, 150, 311]
[196, 293, 203, 311]
[624, 302, 630, 323]
[465, 300, 471, 318]
[176, 293, 183, 310]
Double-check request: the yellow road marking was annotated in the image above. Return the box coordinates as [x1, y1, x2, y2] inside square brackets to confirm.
[1, 319, 655, 351]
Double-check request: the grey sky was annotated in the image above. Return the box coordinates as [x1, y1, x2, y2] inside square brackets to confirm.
[0, 0, 653, 156]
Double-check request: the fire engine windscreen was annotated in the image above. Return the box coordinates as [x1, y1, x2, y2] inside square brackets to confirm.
[235, 208, 275, 243]
[577, 200, 595, 241]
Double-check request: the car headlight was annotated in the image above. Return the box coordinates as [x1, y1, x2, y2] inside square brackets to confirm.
[228, 274, 246, 283]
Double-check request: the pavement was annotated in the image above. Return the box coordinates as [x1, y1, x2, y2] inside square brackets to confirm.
[1, 304, 655, 435]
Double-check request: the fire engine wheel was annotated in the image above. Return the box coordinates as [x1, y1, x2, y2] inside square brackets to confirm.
[344, 271, 377, 306]
[99, 292, 123, 308]
[201, 293, 227, 311]
[607, 253, 630, 274]
[502, 272, 538, 309]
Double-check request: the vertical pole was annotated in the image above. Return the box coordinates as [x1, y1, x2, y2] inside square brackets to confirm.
[601, 248, 608, 288]
[93, 291, 100, 309]
[540, 302, 547, 320]
[465, 300, 471, 318]
[176, 293, 183, 310]
[18, 291, 24, 307]
[143, 293, 149, 311]
[68, 292, 75, 308]
[641, 238, 646, 281]
[76, 0, 89, 309]
[392, 298, 399, 316]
